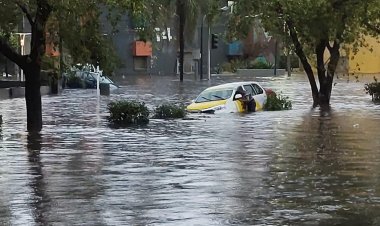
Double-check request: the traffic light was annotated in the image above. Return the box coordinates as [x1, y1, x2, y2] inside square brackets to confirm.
[211, 34, 219, 49]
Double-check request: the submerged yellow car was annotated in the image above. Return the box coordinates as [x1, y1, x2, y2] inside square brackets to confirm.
[187, 82, 268, 113]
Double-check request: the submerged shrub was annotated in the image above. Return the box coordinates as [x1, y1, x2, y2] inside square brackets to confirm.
[108, 100, 149, 126]
[153, 104, 186, 119]
[364, 77, 380, 102]
[264, 93, 292, 111]
[0, 115, 2, 125]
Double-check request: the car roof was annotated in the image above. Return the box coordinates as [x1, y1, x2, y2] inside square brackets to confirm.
[205, 81, 259, 91]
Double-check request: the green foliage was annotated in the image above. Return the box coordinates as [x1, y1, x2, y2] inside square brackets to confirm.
[227, 0, 380, 106]
[153, 104, 186, 119]
[264, 93, 292, 111]
[222, 58, 275, 71]
[0, 0, 124, 76]
[221, 62, 233, 72]
[247, 61, 273, 69]
[365, 77, 380, 102]
[108, 100, 150, 126]
[65, 72, 84, 88]
[41, 55, 59, 75]
[221, 58, 247, 72]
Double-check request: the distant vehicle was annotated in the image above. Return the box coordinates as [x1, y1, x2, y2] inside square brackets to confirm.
[186, 81, 269, 113]
[62, 64, 118, 90]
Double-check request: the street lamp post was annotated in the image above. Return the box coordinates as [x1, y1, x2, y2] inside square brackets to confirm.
[274, 39, 278, 76]
[200, 15, 206, 80]
[207, 24, 211, 80]
[199, 15, 211, 80]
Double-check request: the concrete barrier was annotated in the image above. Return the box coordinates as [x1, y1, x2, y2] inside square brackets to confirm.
[9, 87, 25, 98]
[0, 81, 25, 88]
[0, 86, 51, 99]
[41, 86, 50, 96]
[0, 88, 9, 100]
[100, 83, 110, 96]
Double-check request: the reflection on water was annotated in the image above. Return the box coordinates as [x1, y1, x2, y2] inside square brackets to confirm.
[0, 74, 380, 225]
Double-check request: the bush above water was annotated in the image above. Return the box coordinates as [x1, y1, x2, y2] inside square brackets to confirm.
[365, 77, 380, 102]
[107, 100, 149, 126]
[264, 93, 292, 111]
[153, 104, 186, 119]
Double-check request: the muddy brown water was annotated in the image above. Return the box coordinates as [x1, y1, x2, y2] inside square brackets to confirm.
[0, 74, 379, 225]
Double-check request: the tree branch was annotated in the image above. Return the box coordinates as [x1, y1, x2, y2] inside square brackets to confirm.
[0, 38, 25, 68]
[286, 19, 319, 96]
[326, 43, 333, 52]
[30, 0, 52, 62]
[364, 21, 380, 34]
[16, 1, 35, 26]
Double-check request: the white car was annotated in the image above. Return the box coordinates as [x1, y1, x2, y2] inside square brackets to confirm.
[187, 82, 268, 113]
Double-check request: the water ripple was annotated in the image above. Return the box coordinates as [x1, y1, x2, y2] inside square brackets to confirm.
[1, 74, 380, 225]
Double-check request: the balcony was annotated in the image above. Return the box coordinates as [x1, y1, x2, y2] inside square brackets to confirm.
[133, 41, 152, 57]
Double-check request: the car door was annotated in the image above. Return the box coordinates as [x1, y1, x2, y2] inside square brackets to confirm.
[243, 84, 262, 111]
[251, 83, 267, 110]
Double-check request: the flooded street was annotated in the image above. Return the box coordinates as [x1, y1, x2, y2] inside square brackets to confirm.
[0, 74, 380, 225]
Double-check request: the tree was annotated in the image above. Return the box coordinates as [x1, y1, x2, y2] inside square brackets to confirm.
[0, 0, 52, 132]
[228, 0, 380, 107]
[0, 0, 127, 132]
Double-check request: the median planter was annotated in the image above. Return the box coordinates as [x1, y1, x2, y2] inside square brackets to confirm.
[107, 100, 149, 126]
[237, 69, 286, 77]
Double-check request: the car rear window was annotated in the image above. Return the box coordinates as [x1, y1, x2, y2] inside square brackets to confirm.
[195, 89, 233, 103]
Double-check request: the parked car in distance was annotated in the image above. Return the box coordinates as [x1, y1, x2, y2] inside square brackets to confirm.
[186, 81, 268, 113]
[62, 64, 118, 90]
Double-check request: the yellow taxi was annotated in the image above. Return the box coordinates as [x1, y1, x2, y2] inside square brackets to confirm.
[187, 82, 268, 113]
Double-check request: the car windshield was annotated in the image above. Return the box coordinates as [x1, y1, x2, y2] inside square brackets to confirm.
[195, 89, 233, 103]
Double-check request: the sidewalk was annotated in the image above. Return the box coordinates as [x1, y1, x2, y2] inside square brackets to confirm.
[0, 85, 50, 100]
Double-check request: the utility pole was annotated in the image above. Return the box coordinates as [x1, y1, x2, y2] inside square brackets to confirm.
[274, 40, 278, 76]
[207, 24, 211, 80]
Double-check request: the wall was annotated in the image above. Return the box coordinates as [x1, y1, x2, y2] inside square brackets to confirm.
[100, 13, 178, 77]
[348, 36, 380, 74]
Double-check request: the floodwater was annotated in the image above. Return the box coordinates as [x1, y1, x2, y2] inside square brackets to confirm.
[0, 74, 379, 226]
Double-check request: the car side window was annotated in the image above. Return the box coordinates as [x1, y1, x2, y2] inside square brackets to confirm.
[243, 85, 255, 95]
[252, 84, 264, 94]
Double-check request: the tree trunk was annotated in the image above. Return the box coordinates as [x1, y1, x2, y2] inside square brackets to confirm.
[315, 39, 327, 106]
[286, 20, 319, 106]
[5, 59, 8, 77]
[25, 64, 42, 132]
[286, 50, 291, 77]
[178, 0, 185, 82]
[319, 42, 340, 106]
[0, 1, 51, 132]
